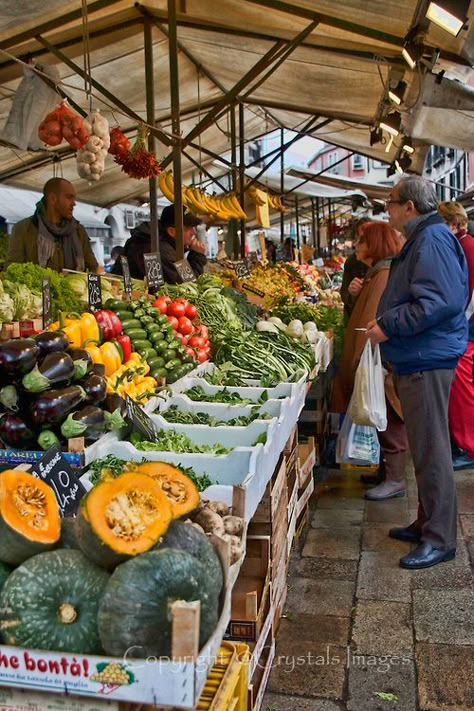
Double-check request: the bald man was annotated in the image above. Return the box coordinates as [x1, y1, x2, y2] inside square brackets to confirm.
[6, 178, 101, 273]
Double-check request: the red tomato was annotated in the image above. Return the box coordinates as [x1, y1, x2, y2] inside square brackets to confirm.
[185, 346, 196, 359]
[189, 335, 205, 349]
[175, 297, 189, 308]
[199, 324, 209, 340]
[197, 349, 209, 363]
[153, 296, 169, 314]
[185, 303, 198, 319]
[168, 301, 187, 319]
[167, 315, 179, 329]
[174, 331, 184, 342]
[177, 317, 193, 336]
[181, 335, 190, 346]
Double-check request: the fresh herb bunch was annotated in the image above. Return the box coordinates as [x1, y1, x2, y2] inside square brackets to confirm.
[184, 385, 268, 406]
[130, 430, 231, 456]
[162, 404, 271, 426]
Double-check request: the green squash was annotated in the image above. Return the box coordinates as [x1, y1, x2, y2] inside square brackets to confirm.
[159, 521, 223, 598]
[0, 549, 109, 654]
[98, 548, 220, 657]
[59, 516, 80, 550]
[0, 561, 12, 594]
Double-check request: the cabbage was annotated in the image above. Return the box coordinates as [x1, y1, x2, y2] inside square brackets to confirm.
[2, 281, 42, 320]
[63, 274, 88, 301]
[0, 280, 14, 323]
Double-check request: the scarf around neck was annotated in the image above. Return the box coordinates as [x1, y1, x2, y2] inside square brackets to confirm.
[36, 199, 85, 271]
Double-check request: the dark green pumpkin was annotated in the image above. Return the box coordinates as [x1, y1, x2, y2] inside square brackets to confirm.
[59, 516, 80, 550]
[98, 548, 219, 657]
[0, 549, 109, 654]
[0, 561, 12, 594]
[159, 521, 223, 598]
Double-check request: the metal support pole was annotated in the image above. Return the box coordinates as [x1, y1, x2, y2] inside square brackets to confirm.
[295, 195, 300, 250]
[168, 0, 184, 259]
[327, 198, 332, 254]
[280, 127, 284, 243]
[311, 197, 316, 248]
[230, 105, 238, 191]
[144, 17, 158, 252]
[239, 102, 246, 259]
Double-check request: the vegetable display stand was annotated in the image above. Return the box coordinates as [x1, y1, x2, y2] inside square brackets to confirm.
[0, 552, 233, 708]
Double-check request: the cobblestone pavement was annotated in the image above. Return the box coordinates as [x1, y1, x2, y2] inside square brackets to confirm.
[263, 463, 474, 711]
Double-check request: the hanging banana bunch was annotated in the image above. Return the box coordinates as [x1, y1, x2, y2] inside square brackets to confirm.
[158, 171, 247, 221]
[245, 181, 288, 213]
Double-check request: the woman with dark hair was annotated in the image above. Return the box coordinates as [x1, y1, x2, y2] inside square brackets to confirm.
[332, 222, 408, 500]
[340, 218, 370, 323]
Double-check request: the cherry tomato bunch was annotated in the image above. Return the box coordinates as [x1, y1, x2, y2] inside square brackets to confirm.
[153, 296, 211, 364]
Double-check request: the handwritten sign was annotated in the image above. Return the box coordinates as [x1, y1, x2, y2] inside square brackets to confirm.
[144, 252, 164, 293]
[242, 283, 265, 298]
[87, 273, 102, 311]
[120, 255, 132, 294]
[125, 394, 158, 441]
[30, 444, 86, 517]
[233, 261, 250, 279]
[42, 277, 52, 329]
[174, 258, 196, 283]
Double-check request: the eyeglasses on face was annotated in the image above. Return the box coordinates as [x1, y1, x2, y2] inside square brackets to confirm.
[386, 198, 407, 207]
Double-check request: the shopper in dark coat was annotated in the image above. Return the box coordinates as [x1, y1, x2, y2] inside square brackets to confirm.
[367, 176, 468, 571]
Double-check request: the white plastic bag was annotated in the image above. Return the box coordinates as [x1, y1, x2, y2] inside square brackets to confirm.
[336, 412, 380, 466]
[347, 341, 387, 431]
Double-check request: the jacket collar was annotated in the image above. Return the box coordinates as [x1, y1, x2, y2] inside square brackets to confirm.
[404, 211, 441, 241]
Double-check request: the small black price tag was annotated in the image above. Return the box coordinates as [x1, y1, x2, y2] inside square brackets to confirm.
[87, 273, 102, 310]
[242, 283, 265, 298]
[125, 394, 158, 441]
[233, 261, 250, 279]
[144, 252, 165, 293]
[175, 257, 196, 283]
[42, 277, 52, 329]
[30, 444, 86, 517]
[120, 255, 132, 294]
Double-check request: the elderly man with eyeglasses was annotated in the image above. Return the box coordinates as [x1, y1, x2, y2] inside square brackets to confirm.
[366, 175, 468, 570]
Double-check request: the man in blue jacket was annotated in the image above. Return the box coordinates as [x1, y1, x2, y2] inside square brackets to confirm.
[367, 175, 468, 570]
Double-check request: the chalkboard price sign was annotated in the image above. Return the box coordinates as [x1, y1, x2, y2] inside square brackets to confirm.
[87, 273, 102, 310]
[174, 258, 196, 283]
[42, 277, 52, 329]
[125, 394, 158, 441]
[30, 444, 86, 517]
[233, 261, 250, 279]
[144, 252, 164, 293]
[120, 255, 132, 294]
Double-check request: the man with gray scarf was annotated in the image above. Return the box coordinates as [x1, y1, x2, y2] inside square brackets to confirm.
[6, 178, 100, 273]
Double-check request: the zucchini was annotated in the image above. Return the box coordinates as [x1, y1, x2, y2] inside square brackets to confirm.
[163, 349, 177, 361]
[150, 331, 166, 344]
[114, 310, 134, 322]
[164, 358, 181, 371]
[145, 324, 162, 335]
[154, 341, 169, 355]
[104, 299, 127, 311]
[151, 368, 168, 379]
[124, 329, 148, 341]
[137, 348, 158, 360]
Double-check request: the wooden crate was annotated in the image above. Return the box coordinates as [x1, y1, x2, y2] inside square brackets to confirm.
[226, 537, 271, 642]
[247, 620, 275, 711]
[248, 456, 287, 532]
[296, 437, 316, 488]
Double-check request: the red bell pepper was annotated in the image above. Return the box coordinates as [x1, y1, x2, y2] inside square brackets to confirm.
[116, 334, 132, 363]
[94, 310, 122, 341]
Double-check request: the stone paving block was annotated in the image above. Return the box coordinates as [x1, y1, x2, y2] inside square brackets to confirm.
[361, 524, 410, 554]
[277, 613, 350, 647]
[356, 552, 411, 603]
[363, 500, 409, 524]
[417, 642, 474, 710]
[413, 589, 474, 645]
[263, 693, 345, 711]
[411, 541, 474, 590]
[460, 514, 474, 539]
[311, 509, 364, 528]
[347, 657, 417, 711]
[316, 495, 366, 511]
[302, 528, 361, 560]
[455, 485, 474, 514]
[352, 600, 413, 656]
[290, 556, 359, 582]
[267, 640, 347, 700]
[285, 577, 355, 618]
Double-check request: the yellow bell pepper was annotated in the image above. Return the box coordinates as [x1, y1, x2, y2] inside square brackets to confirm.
[62, 320, 82, 349]
[79, 312, 101, 345]
[99, 341, 122, 377]
[84, 341, 104, 366]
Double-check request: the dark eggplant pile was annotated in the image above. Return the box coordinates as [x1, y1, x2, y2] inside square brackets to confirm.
[0, 336, 121, 452]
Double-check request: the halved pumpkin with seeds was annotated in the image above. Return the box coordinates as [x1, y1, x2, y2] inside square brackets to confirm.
[76, 472, 172, 569]
[134, 462, 200, 519]
[0, 469, 61, 565]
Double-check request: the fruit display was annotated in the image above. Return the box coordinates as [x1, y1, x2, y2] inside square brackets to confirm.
[158, 171, 247, 221]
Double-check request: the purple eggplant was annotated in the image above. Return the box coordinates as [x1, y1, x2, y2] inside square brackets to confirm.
[61, 406, 106, 441]
[22, 352, 75, 393]
[92, 363, 106, 377]
[33, 331, 70, 357]
[0, 339, 39, 379]
[81, 371, 107, 406]
[67, 348, 93, 380]
[0, 413, 36, 448]
[30, 385, 86, 426]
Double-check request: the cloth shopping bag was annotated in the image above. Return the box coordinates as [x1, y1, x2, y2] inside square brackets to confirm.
[347, 341, 387, 431]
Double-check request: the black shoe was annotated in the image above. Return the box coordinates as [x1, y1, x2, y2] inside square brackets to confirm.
[389, 523, 421, 543]
[452, 453, 474, 471]
[399, 542, 456, 570]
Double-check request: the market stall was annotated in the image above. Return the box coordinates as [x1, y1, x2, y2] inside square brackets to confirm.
[0, 257, 342, 710]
